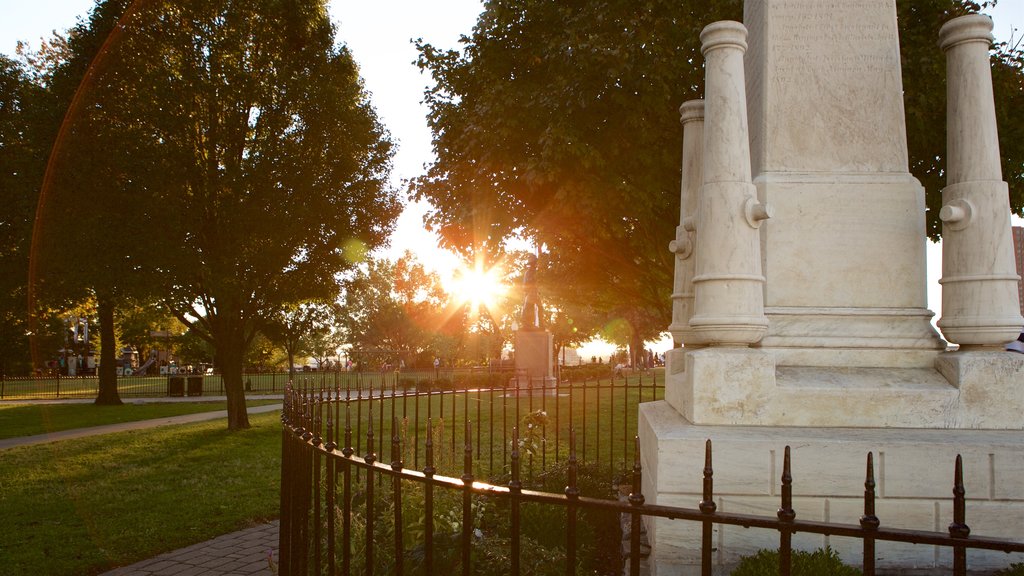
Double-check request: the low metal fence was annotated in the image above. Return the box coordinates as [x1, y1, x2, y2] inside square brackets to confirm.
[279, 381, 1024, 576]
[0, 367, 536, 400]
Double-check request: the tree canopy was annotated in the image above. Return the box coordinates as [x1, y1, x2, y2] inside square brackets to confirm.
[414, 0, 1024, 350]
[30, 0, 398, 428]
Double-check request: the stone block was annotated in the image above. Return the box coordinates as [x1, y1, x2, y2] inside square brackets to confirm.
[826, 498, 940, 568]
[882, 448, 990, 499]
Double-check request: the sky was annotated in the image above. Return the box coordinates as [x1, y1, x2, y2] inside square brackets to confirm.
[2, 0, 1022, 358]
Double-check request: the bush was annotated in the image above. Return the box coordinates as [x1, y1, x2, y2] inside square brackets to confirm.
[995, 563, 1024, 576]
[560, 364, 612, 382]
[731, 547, 861, 576]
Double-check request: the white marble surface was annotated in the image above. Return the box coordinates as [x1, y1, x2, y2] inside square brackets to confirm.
[938, 14, 1024, 346]
[668, 100, 704, 347]
[689, 21, 769, 346]
[639, 401, 1024, 574]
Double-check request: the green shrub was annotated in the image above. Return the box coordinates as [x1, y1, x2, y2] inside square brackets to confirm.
[731, 547, 861, 576]
[995, 563, 1024, 576]
[560, 364, 612, 382]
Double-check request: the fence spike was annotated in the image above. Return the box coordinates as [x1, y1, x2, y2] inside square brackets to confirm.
[949, 454, 970, 576]
[391, 417, 403, 472]
[700, 439, 717, 514]
[860, 452, 879, 576]
[424, 418, 435, 477]
[566, 427, 579, 499]
[700, 439, 716, 576]
[778, 446, 795, 576]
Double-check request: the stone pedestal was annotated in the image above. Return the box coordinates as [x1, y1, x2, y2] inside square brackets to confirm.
[640, 401, 1024, 575]
[513, 330, 555, 387]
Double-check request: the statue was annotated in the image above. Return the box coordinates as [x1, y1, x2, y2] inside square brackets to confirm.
[520, 254, 543, 330]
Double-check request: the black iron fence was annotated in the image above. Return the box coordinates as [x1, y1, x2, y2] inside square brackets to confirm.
[0, 367, 533, 401]
[279, 380, 1024, 576]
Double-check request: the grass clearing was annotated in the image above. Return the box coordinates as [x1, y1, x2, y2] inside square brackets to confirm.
[0, 400, 281, 439]
[0, 411, 282, 576]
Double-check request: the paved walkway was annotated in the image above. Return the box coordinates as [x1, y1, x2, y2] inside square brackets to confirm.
[2, 398, 285, 575]
[99, 521, 280, 576]
[0, 401, 283, 451]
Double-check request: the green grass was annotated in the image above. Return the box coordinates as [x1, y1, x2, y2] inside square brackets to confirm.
[0, 400, 281, 439]
[306, 379, 664, 481]
[0, 411, 282, 576]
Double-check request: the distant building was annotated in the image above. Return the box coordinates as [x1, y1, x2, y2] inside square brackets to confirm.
[1015, 226, 1024, 315]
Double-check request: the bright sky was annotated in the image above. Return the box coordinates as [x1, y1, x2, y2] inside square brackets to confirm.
[2, 0, 1022, 359]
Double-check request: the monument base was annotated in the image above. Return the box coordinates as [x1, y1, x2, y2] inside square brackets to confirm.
[638, 401, 1024, 575]
[664, 348, 1024, 430]
[514, 329, 554, 382]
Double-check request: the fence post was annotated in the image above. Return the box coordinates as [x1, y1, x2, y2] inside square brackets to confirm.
[424, 420, 435, 575]
[860, 452, 879, 576]
[342, 402, 353, 576]
[391, 418, 404, 576]
[510, 426, 522, 576]
[949, 454, 971, 576]
[700, 439, 717, 576]
[566, 428, 580, 576]
[628, 436, 645, 576]
[325, 404, 337, 576]
[461, 420, 474, 576]
[777, 446, 795, 576]
[365, 406, 376, 576]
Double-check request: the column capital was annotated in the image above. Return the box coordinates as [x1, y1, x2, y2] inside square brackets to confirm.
[679, 99, 705, 125]
[701, 21, 747, 55]
[939, 14, 993, 53]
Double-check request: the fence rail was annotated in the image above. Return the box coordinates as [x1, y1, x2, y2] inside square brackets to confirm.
[279, 381, 1024, 576]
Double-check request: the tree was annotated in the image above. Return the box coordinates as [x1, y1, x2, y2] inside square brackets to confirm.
[0, 56, 48, 378]
[30, 0, 167, 405]
[339, 253, 451, 369]
[35, 0, 398, 428]
[414, 0, 1023, 345]
[263, 300, 338, 380]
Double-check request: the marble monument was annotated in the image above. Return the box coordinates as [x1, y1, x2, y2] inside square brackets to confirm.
[642, 1, 1024, 572]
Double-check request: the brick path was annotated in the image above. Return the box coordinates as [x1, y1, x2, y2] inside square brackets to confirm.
[100, 521, 280, 576]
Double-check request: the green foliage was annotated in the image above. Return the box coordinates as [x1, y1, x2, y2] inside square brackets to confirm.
[560, 363, 613, 381]
[26, 0, 399, 424]
[341, 253, 455, 370]
[0, 55, 51, 377]
[731, 547, 862, 576]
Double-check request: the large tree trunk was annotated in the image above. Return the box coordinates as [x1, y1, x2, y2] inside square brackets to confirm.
[95, 292, 122, 405]
[218, 335, 250, 430]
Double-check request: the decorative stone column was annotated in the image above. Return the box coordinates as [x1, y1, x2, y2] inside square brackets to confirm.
[667, 100, 704, 348]
[937, 14, 1024, 348]
[689, 21, 770, 346]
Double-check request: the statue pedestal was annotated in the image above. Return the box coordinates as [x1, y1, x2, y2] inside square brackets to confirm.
[513, 330, 556, 389]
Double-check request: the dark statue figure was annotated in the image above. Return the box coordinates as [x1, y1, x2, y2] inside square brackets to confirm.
[520, 254, 543, 330]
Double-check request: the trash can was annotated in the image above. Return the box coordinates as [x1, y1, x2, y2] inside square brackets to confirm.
[187, 376, 203, 397]
[167, 376, 185, 397]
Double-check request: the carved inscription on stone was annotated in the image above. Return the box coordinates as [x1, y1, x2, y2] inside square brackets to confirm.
[745, 0, 910, 174]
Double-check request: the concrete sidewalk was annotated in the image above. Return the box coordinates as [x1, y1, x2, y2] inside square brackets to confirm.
[0, 402, 282, 451]
[99, 521, 280, 576]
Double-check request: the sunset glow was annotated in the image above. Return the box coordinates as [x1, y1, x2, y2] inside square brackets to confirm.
[447, 262, 507, 314]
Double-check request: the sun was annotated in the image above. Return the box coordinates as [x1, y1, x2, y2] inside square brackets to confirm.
[448, 262, 507, 314]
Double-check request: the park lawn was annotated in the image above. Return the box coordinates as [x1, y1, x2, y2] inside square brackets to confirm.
[0, 411, 282, 576]
[0, 400, 282, 439]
